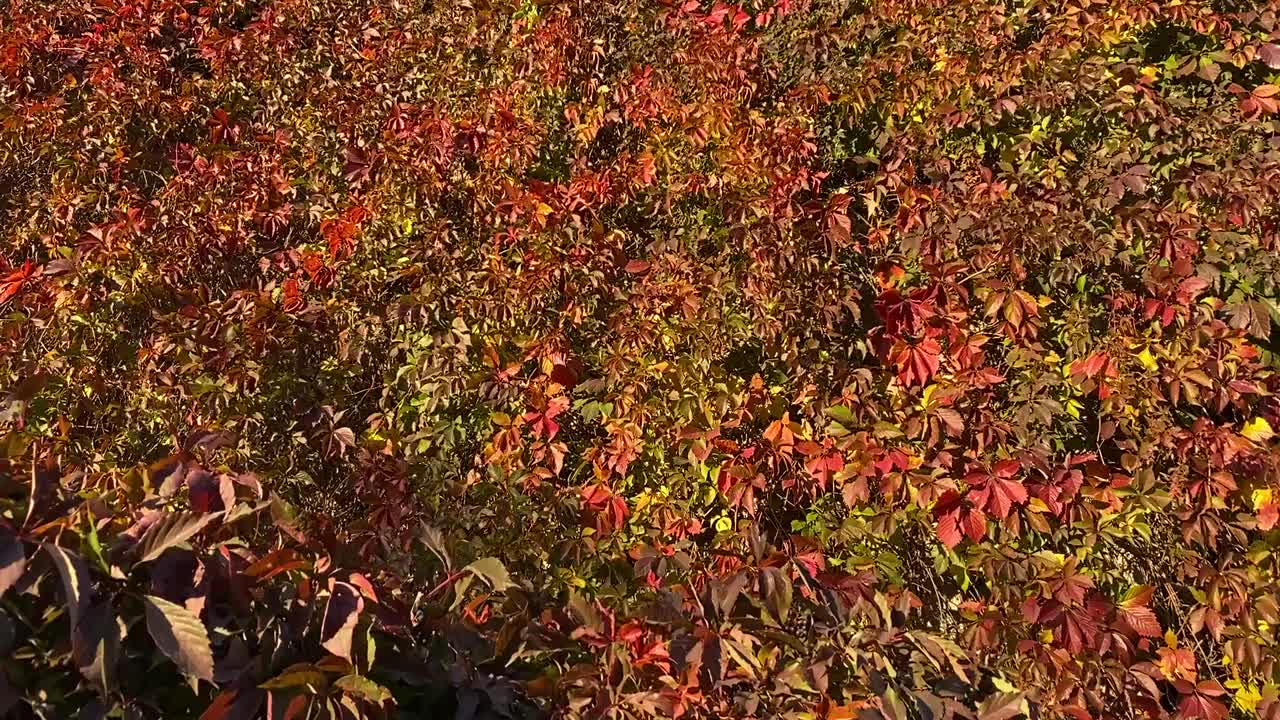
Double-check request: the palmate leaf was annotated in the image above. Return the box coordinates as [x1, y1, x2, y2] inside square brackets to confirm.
[144, 595, 215, 683]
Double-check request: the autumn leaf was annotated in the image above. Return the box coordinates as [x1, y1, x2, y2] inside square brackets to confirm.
[1176, 683, 1228, 720]
[1261, 43, 1280, 69]
[0, 260, 36, 304]
[891, 336, 942, 387]
[935, 491, 986, 548]
[1117, 585, 1161, 638]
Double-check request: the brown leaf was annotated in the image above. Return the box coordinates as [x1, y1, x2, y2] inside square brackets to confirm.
[72, 601, 120, 695]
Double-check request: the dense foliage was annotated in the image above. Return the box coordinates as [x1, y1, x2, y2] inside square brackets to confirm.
[4, 0, 1280, 717]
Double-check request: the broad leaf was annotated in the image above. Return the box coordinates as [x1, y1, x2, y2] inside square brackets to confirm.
[334, 674, 392, 704]
[72, 601, 120, 695]
[43, 543, 91, 628]
[136, 512, 221, 563]
[144, 595, 215, 682]
[320, 581, 364, 659]
[758, 566, 793, 624]
[464, 557, 514, 592]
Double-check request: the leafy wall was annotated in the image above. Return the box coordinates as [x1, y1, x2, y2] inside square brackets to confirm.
[3, 0, 1280, 718]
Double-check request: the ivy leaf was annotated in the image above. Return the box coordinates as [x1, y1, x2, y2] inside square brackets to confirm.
[136, 512, 221, 563]
[935, 492, 987, 548]
[321, 581, 364, 660]
[143, 595, 215, 683]
[978, 691, 1029, 720]
[464, 557, 514, 592]
[43, 543, 91, 628]
[1118, 605, 1162, 638]
[0, 533, 24, 598]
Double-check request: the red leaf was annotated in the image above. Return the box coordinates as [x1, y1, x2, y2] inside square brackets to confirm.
[0, 260, 36, 304]
[934, 492, 986, 547]
[892, 336, 942, 387]
[967, 464, 1027, 520]
[1177, 690, 1228, 720]
[1119, 605, 1162, 638]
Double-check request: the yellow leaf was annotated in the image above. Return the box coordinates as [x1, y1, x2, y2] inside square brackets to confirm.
[1253, 489, 1273, 511]
[1234, 683, 1262, 713]
[1242, 417, 1274, 443]
[1136, 348, 1158, 372]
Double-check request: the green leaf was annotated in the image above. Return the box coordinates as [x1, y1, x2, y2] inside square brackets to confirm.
[143, 595, 215, 683]
[464, 557, 514, 592]
[260, 664, 329, 692]
[334, 674, 392, 705]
